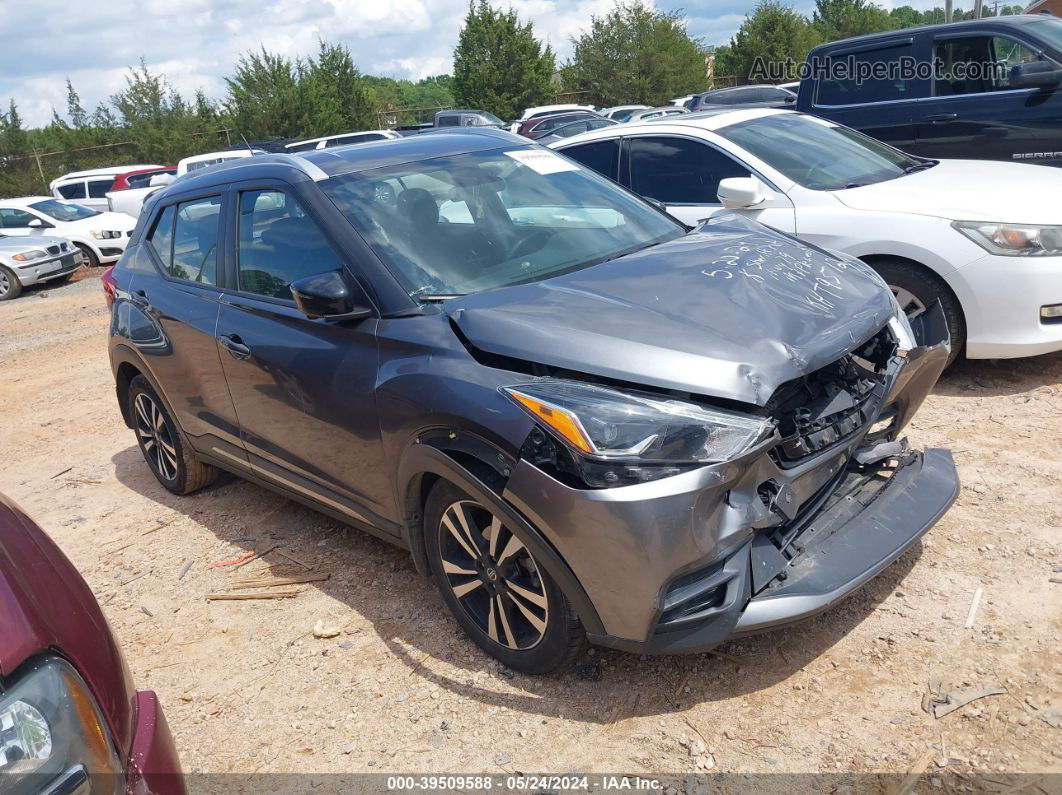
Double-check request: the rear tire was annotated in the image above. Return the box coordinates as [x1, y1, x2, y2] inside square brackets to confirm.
[75, 243, 99, 268]
[128, 375, 218, 495]
[869, 258, 965, 366]
[0, 266, 22, 301]
[424, 479, 586, 675]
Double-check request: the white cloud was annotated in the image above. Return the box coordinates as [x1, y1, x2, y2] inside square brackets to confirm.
[2, 0, 967, 128]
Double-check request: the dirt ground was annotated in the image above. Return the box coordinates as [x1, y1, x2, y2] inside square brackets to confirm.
[1, 271, 1059, 785]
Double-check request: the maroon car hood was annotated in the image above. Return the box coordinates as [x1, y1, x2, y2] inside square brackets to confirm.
[0, 493, 135, 756]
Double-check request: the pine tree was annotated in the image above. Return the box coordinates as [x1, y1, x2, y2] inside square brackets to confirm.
[66, 79, 89, 129]
[452, 1, 555, 122]
[562, 1, 706, 107]
[715, 0, 821, 84]
[813, 0, 895, 42]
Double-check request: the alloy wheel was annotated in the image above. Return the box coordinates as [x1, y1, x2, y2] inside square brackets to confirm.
[134, 393, 179, 481]
[0, 270, 10, 297]
[438, 500, 549, 650]
[890, 285, 927, 319]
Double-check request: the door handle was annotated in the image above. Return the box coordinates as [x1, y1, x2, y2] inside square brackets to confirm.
[219, 334, 251, 360]
[924, 113, 958, 123]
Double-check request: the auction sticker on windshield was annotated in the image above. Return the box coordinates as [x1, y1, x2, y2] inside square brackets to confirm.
[505, 149, 580, 175]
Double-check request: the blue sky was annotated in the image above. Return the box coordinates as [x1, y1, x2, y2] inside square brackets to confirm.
[0, 0, 961, 128]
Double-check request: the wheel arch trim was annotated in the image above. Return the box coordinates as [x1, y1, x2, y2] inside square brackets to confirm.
[396, 442, 605, 636]
[110, 343, 175, 431]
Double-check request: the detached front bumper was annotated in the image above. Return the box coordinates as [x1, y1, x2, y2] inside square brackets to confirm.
[125, 690, 186, 795]
[503, 307, 957, 654]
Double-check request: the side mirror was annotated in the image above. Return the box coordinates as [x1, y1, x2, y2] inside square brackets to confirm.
[783, 95, 796, 104]
[290, 271, 372, 320]
[717, 177, 765, 210]
[149, 174, 175, 188]
[27, 218, 51, 229]
[1010, 61, 1062, 90]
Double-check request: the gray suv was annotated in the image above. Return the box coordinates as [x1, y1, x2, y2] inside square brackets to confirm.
[108, 129, 958, 673]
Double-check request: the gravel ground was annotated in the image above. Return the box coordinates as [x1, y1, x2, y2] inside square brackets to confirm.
[1, 271, 1059, 786]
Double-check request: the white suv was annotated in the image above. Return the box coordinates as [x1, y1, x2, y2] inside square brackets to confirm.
[50, 165, 162, 211]
[284, 130, 400, 152]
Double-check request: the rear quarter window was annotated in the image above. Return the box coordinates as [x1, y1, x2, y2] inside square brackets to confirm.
[816, 42, 917, 105]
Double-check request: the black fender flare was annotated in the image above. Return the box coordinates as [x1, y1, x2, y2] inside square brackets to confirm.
[396, 442, 605, 636]
[110, 343, 175, 430]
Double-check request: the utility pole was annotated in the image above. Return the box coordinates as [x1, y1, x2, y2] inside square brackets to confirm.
[945, 0, 953, 23]
[974, 0, 984, 17]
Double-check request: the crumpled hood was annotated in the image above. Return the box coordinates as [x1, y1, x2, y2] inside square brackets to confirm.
[450, 215, 894, 406]
[834, 159, 1062, 224]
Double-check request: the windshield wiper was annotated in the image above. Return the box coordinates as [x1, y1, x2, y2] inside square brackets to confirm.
[903, 160, 938, 174]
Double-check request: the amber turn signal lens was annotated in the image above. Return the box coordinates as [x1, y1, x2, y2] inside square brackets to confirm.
[508, 391, 594, 454]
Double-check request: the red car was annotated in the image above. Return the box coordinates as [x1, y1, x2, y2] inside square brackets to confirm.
[0, 494, 184, 794]
[108, 167, 176, 193]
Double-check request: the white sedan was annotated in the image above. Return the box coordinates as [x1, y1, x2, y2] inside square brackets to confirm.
[551, 108, 1062, 362]
[0, 233, 83, 300]
[0, 197, 135, 267]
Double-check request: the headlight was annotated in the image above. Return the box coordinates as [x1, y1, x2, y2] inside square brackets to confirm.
[0, 657, 122, 795]
[953, 221, 1062, 257]
[504, 379, 771, 481]
[11, 249, 47, 262]
[89, 230, 121, 240]
[888, 307, 917, 352]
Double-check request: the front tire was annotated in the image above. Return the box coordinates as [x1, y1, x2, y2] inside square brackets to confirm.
[870, 258, 965, 366]
[424, 480, 585, 674]
[75, 243, 99, 268]
[128, 375, 218, 495]
[0, 266, 22, 301]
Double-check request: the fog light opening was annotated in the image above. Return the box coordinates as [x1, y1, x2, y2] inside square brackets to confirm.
[1041, 304, 1062, 324]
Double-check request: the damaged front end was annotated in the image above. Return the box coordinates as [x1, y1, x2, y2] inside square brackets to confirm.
[502, 304, 959, 654]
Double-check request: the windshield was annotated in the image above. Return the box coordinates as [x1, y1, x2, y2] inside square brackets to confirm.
[475, 112, 505, 127]
[717, 113, 924, 190]
[1026, 18, 1062, 54]
[322, 146, 683, 298]
[29, 199, 100, 221]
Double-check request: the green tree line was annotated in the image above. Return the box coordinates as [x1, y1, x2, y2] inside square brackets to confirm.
[716, 0, 1028, 84]
[0, 40, 458, 198]
[4, 0, 1023, 199]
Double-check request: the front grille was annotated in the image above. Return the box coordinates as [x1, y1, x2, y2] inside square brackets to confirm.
[46, 245, 60, 255]
[767, 324, 897, 466]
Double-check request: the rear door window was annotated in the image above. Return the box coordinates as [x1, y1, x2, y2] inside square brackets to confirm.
[147, 205, 176, 269]
[169, 196, 222, 284]
[816, 42, 917, 105]
[629, 136, 750, 205]
[57, 182, 87, 199]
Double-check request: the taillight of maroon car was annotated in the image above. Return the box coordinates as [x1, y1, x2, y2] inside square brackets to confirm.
[101, 265, 117, 308]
